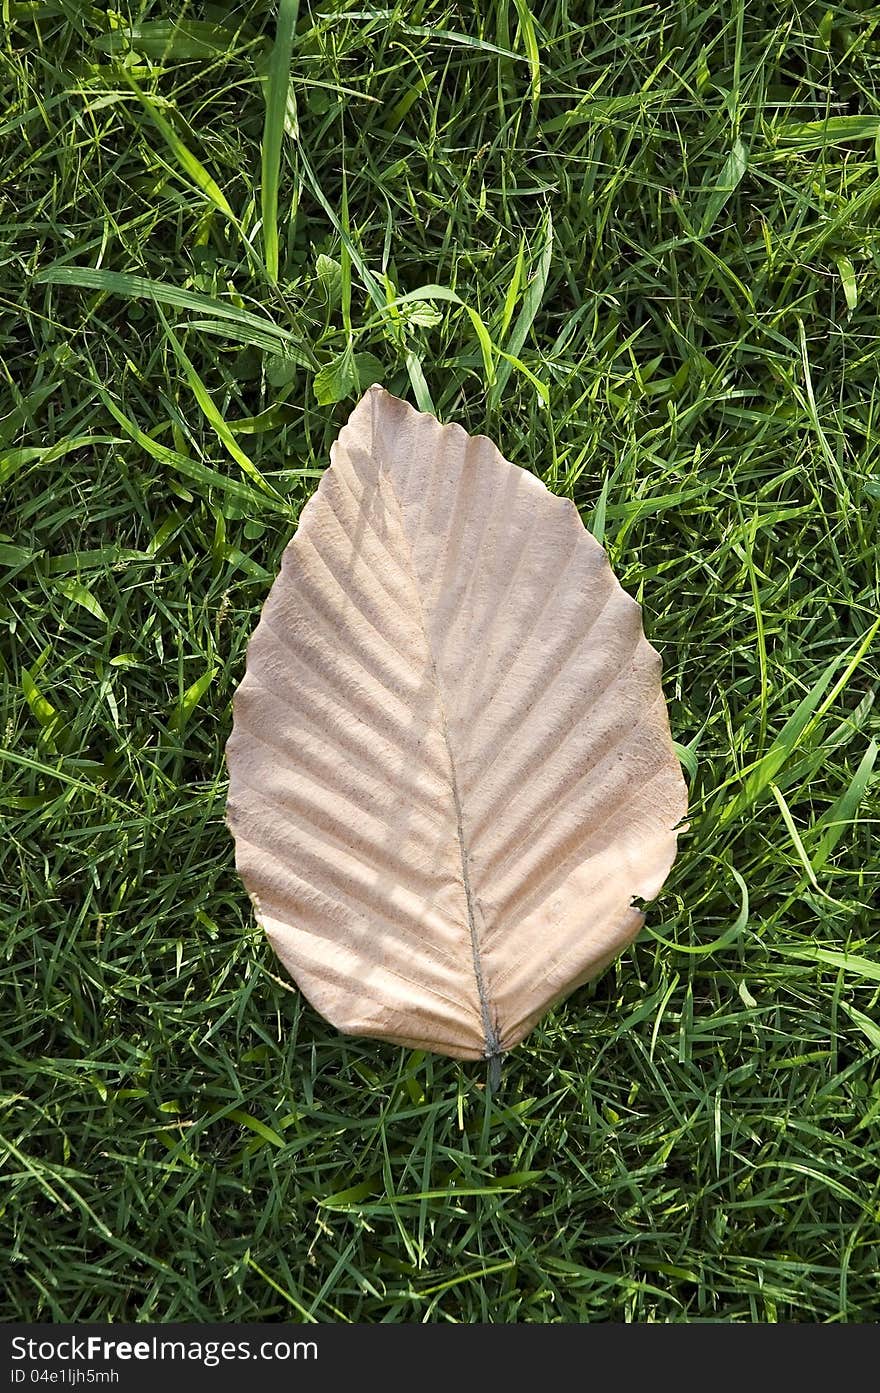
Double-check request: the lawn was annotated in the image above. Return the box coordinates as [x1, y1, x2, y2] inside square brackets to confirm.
[2, 0, 880, 1323]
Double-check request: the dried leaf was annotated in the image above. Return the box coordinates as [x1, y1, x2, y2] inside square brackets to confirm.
[226, 387, 687, 1062]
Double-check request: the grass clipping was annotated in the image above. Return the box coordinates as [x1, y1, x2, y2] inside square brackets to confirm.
[226, 386, 687, 1064]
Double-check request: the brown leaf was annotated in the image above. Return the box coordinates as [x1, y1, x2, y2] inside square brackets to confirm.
[226, 386, 687, 1062]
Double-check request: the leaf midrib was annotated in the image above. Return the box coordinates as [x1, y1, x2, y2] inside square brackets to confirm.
[374, 444, 500, 1061]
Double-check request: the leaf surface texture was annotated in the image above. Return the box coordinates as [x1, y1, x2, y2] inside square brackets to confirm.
[227, 387, 687, 1060]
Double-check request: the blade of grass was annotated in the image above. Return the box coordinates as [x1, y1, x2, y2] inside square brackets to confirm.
[33, 266, 315, 366]
[261, 0, 299, 283]
[718, 619, 880, 826]
[129, 79, 237, 222]
[488, 209, 552, 409]
[159, 313, 287, 505]
[95, 385, 296, 517]
[773, 948, 880, 984]
[808, 740, 878, 873]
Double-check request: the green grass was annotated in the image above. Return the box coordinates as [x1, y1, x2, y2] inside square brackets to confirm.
[2, 0, 880, 1323]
